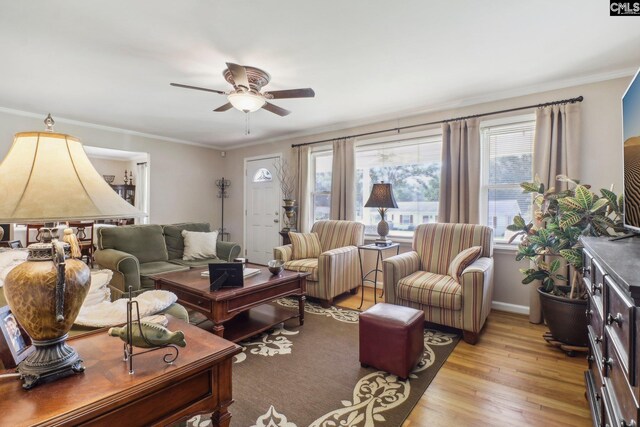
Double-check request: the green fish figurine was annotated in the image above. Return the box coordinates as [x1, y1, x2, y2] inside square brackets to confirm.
[108, 322, 186, 348]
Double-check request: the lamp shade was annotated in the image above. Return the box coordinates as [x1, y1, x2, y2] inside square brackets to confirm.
[0, 132, 144, 222]
[364, 182, 398, 209]
[227, 92, 266, 113]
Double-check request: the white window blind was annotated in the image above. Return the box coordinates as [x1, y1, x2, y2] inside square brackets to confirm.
[480, 118, 535, 242]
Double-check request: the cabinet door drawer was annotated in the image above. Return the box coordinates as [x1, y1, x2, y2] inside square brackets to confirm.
[585, 370, 602, 427]
[171, 287, 212, 311]
[605, 276, 635, 381]
[604, 334, 638, 423]
[588, 295, 604, 355]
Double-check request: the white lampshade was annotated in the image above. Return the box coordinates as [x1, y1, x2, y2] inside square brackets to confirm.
[227, 92, 266, 113]
[0, 132, 144, 222]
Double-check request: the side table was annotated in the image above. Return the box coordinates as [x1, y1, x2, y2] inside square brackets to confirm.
[357, 243, 400, 309]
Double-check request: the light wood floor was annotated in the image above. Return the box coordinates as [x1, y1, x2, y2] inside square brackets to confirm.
[336, 288, 592, 427]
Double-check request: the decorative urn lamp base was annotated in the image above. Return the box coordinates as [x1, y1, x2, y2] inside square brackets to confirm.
[19, 334, 85, 389]
[4, 237, 90, 390]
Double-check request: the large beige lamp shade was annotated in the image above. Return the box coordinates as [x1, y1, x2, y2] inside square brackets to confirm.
[1, 127, 143, 389]
[0, 132, 143, 222]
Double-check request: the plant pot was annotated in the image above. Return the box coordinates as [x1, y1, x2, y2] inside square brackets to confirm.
[283, 199, 296, 207]
[538, 287, 588, 347]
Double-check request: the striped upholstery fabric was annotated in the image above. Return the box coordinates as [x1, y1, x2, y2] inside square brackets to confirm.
[312, 220, 365, 251]
[413, 223, 493, 275]
[274, 220, 364, 304]
[448, 246, 482, 283]
[289, 232, 322, 260]
[283, 258, 319, 281]
[383, 223, 494, 337]
[397, 271, 461, 310]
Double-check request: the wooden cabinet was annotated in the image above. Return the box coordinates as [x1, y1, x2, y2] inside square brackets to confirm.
[110, 184, 135, 206]
[582, 237, 640, 427]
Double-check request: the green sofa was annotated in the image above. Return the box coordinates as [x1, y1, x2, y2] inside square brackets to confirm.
[94, 222, 241, 297]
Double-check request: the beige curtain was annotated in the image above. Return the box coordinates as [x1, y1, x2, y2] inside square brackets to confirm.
[533, 103, 581, 191]
[330, 137, 356, 220]
[528, 103, 581, 323]
[295, 145, 311, 232]
[438, 118, 481, 224]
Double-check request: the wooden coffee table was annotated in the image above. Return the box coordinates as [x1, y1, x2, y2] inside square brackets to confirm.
[153, 264, 308, 342]
[0, 317, 241, 426]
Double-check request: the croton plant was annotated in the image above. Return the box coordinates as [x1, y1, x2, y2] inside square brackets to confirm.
[506, 176, 624, 298]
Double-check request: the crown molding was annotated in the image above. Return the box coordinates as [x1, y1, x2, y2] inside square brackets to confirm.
[225, 66, 638, 150]
[0, 106, 223, 150]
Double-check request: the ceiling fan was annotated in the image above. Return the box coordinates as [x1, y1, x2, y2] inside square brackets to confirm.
[170, 62, 315, 117]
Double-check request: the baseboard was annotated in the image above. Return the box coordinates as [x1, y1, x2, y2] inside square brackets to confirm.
[491, 301, 529, 315]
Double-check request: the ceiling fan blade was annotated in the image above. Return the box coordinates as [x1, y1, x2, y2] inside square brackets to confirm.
[262, 102, 291, 117]
[170, 83, 226, 95]
[213, 103, 233, 112]
[226, 62, 250, 89]
[265, 88, 316, 99]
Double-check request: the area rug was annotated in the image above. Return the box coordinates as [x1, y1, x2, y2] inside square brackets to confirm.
[185, 300, 459, 427]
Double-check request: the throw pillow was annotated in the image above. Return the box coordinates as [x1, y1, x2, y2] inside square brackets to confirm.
[182, 229, 219, 260]
[289, 232, 322, 260]
[448, 246, 482, 282]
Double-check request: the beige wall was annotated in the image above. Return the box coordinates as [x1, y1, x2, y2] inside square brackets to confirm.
[223, 76, 632, 312]
[0, 112, 223, 226]
[86, 157, 137, 186]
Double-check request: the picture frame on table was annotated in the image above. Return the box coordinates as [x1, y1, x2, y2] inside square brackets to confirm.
[0, 305, 33, 369]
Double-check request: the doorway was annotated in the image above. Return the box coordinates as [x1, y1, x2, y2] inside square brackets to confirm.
[244, 155, 282, 265]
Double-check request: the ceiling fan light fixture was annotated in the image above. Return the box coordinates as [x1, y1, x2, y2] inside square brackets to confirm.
[227, 92, 265, 113]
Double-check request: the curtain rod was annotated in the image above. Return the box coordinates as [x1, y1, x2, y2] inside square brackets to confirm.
[291, 95, 584, 148]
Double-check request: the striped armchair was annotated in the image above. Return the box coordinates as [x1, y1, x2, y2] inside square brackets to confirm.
[274, 220, 365, 308]
[383, 223, 494, 344]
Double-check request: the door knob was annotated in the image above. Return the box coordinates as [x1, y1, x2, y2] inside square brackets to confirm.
[274, 219, 279, 223]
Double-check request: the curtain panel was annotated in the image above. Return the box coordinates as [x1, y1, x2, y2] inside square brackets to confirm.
[438, 118, 481, 224]
[330, 137, 356, 220]
[295, 145, 311, 233]
[533, 103, 581, 191]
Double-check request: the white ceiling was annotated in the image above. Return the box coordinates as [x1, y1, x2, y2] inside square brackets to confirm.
[0, 1, 639, 149]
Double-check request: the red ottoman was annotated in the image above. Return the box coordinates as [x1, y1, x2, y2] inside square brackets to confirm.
[359, 303, 424, 380]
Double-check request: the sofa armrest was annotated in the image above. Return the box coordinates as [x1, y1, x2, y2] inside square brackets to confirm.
[318, 246, 360, 300]
[94, 249, 141, 294]
[460, 257, 494, 334]
[382, 251, 421, 304]
[216, 241, 241, 262]
[273, 244, 293, 262]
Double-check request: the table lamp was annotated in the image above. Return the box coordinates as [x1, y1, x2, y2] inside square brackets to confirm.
[364, 181, 398, 246]
[0, 115, 144, 389]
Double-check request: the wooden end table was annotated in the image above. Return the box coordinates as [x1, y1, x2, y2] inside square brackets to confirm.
[0, 317, 241, 426]
[153, 264, 308, 342]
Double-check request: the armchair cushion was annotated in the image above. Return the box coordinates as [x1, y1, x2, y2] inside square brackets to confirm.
[397, 271, 461, 310]
[448, 246, 482, 282]
[289, 232, 322, 260]
[283, 258, 318, 282]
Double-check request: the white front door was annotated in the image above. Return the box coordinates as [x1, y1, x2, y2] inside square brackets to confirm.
[245, 156, 282, 265]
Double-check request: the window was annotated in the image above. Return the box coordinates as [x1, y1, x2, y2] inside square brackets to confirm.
[311, 151, 332, 222]
[480, 116, 535, 243]
[356, 134, 442, 237]
[310, 134, 441, 237]
[252, 168, 272, 182]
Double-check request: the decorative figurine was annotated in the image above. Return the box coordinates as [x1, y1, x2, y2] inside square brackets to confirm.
[124, 169, 128, 185]
[108, 322, 186, 349]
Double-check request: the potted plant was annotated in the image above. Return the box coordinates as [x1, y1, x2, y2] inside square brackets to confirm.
[507, 176, 624, 349]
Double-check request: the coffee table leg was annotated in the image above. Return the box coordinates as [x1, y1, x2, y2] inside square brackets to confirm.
[298, 295, 305, 326]
[212, 323, 225, 338]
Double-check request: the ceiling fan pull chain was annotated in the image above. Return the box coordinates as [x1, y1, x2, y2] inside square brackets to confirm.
[245, 112, 251, 135]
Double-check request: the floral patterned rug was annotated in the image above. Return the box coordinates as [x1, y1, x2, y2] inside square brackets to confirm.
[185, 299, 459, 427]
